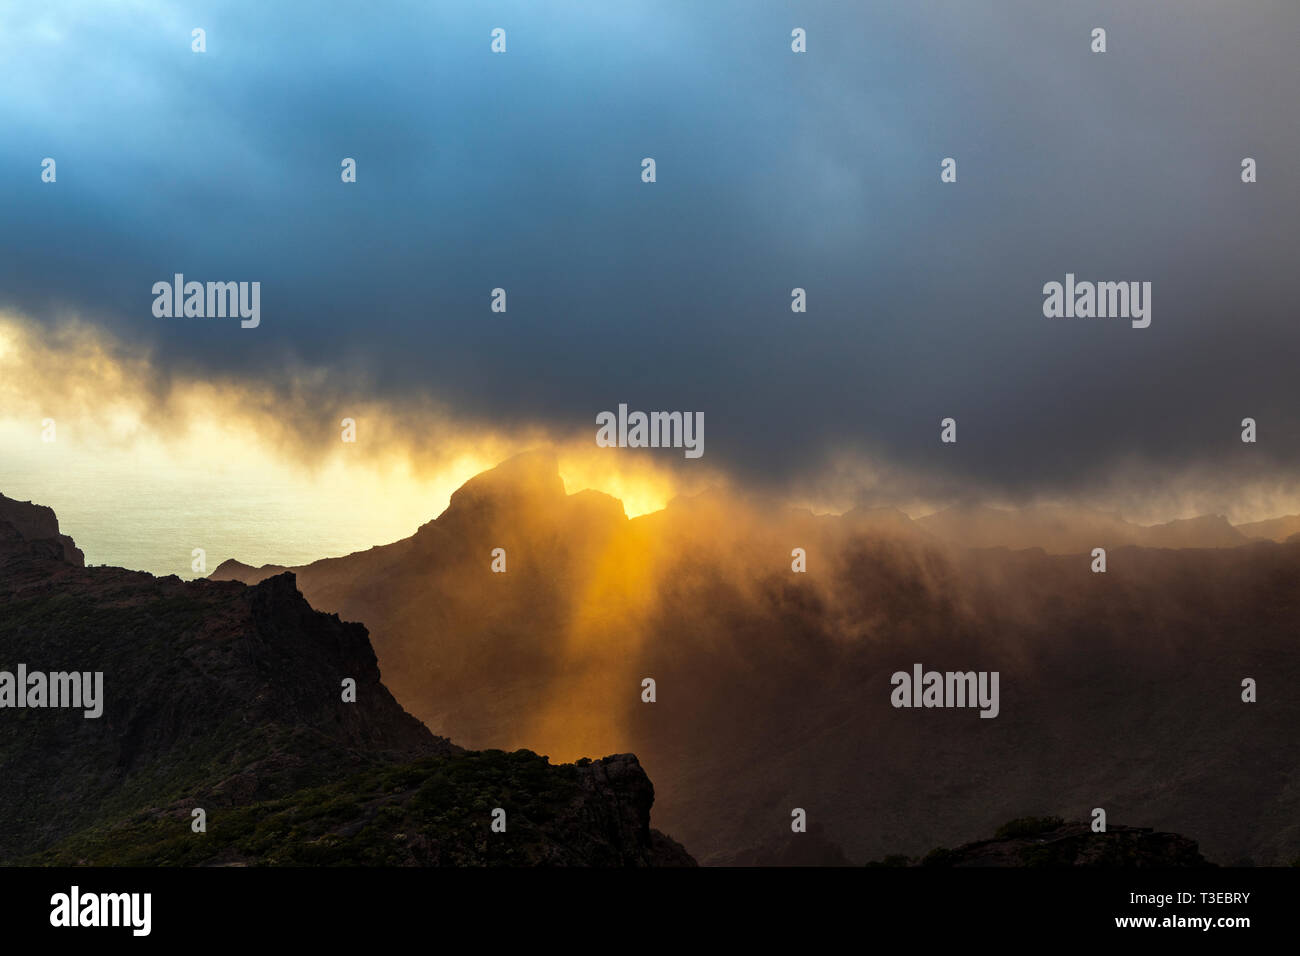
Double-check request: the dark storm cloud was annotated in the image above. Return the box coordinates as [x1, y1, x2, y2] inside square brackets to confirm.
[2, 0, 1298, 502]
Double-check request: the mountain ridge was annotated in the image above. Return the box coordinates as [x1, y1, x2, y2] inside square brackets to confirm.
[207, 452, 1300, 865]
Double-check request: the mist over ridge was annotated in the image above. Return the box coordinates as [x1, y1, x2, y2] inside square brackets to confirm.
[213, 450, 1300, 865]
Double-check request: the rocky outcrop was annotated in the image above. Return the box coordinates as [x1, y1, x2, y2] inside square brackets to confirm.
[568, 754, 695, 866]
[0, 492, 84, 566]
[883, 819, 1212, 867]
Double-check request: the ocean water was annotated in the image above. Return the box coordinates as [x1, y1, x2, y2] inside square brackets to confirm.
[0, 441, 444, 578]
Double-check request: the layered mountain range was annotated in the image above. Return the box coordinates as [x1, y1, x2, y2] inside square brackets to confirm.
[0, 492, 692, 866]
[213, 451, 1300, 865]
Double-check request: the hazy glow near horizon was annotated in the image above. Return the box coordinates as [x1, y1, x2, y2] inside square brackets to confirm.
[4, 310, 1299, 576]
[0, 313, 687, 576]
[0, 414, 686, 577]
[0, 417, 484, 576]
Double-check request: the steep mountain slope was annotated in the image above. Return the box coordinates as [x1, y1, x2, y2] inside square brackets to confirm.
[211, 453, 1300, 866]
[0, 493, 692, 866]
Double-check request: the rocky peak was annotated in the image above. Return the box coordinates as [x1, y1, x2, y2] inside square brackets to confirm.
[446, 448, 566, 514]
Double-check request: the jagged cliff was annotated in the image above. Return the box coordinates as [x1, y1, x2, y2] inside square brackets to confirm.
[0, 493, 84, 566]
[0, 493, 693, 866]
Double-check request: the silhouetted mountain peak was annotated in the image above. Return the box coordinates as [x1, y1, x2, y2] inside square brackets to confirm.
[567, 487, 629, 522]
[211, 557, 290, 579]
[840, 505, 921, 536]
[1144, 514, 1246, 549]
[446, 448, 565, 513]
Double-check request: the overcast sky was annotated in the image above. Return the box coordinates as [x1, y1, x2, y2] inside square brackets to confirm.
[3, 0, 1298, 511]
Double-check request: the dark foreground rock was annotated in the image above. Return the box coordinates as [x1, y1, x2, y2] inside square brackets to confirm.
[870, 817, 1212, 867]
[0, 495, 693, 866]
